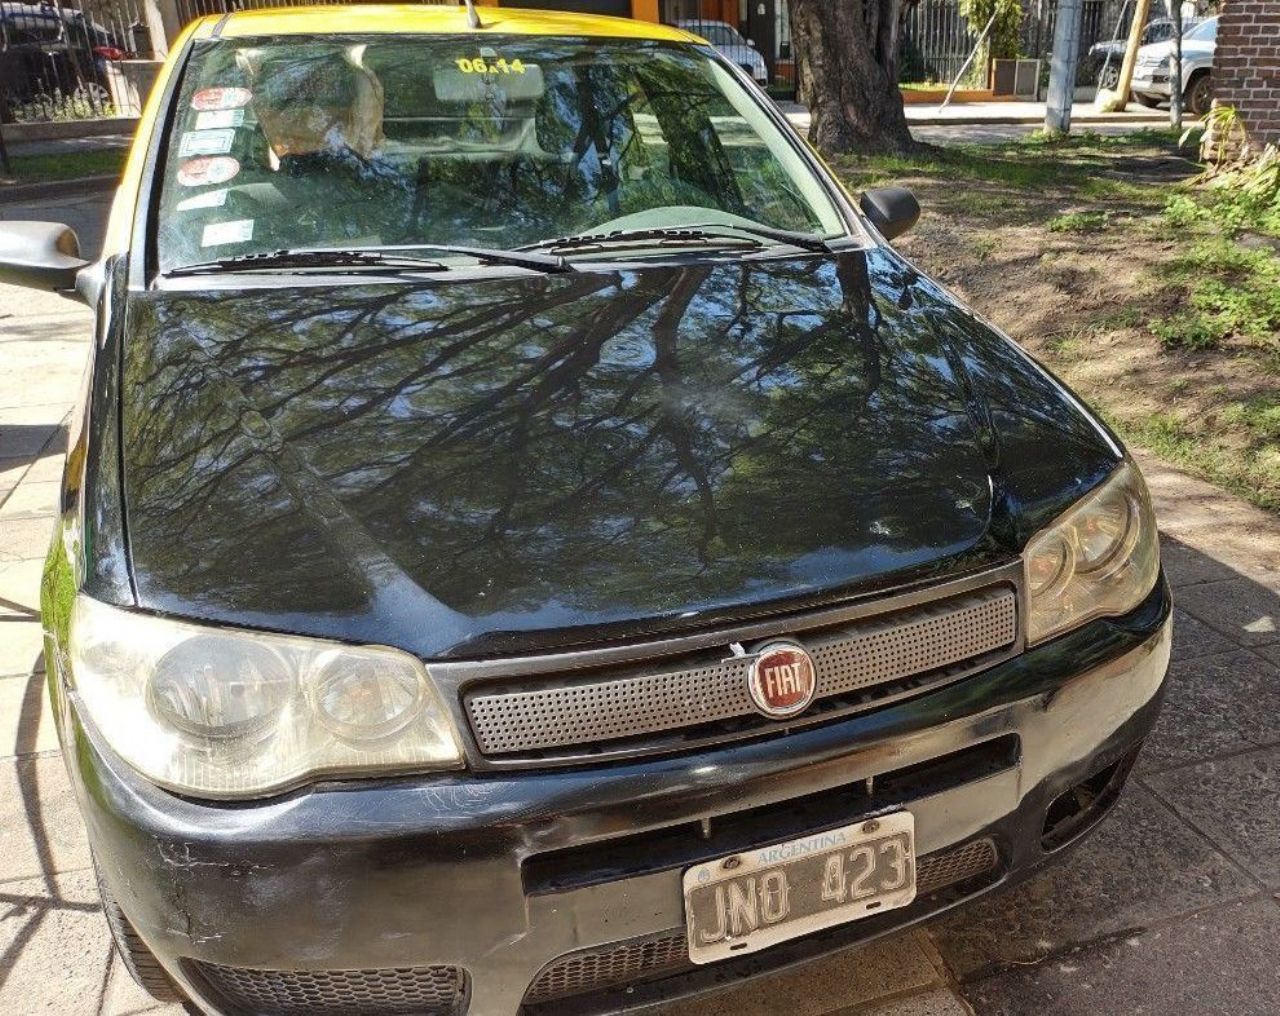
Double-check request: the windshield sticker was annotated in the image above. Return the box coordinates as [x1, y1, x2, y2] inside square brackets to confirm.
[176, 189, 229, 212]
[193, 108, 245, 131]
[201, 220, 254, 247]
[176, 156, 240, 187]
[179, 129, 236, 157]
[455, 57, 527, 74]
[191, 86, 252, 111]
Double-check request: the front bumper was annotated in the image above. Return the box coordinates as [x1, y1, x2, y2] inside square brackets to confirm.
[61, 579, 1171, 1016]
[1132, 74, 1172, 96]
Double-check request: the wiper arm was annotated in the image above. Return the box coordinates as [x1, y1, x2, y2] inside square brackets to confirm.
[167, 243, 570, 278]
[684, 221, 834, 253]
[167, 248, 452, 277]
[518, 227, 766, 255]
[519, 224, 832, 255]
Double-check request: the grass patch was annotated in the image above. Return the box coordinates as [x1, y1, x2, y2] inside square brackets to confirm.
[1153, 238, 1280, 353]
[1, 148, 124, 185]
[1126, 410, 1280, 512]
[1047, 210, 1109, 233]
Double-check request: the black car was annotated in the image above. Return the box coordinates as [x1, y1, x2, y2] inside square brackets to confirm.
[0, 7, 1170, 1016]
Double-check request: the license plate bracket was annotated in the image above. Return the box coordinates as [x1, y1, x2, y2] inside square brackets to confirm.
[682, 811, 917, 964]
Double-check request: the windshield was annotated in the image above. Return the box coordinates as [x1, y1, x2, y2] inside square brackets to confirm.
[1184, 18, 1216, 41]
[155, 34, 847, 273]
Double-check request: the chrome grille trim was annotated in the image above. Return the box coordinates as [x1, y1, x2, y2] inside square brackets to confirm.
[467, 585, 1017, 758]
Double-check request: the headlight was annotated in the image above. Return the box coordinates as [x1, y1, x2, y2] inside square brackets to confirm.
[1023, 459, 1159, 645]
[68, 597, 462, 798]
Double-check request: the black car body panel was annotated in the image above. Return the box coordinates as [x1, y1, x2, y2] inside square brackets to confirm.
[118, 248, 1118, 659]
[24, 19, 1173, 1016]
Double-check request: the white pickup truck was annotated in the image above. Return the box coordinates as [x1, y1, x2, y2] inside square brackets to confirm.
[1131, 16, 1217, 116]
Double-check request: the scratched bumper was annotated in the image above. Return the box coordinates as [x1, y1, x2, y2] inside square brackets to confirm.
[59, 579, 1170, 1016]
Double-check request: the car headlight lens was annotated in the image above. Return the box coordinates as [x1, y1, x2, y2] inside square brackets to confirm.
[69, 597, 462, 798]
[1024, 459, 1159, 645]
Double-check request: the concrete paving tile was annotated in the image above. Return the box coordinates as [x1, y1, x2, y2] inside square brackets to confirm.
[960, 896, 1280, 1016]
[1138, 651, 1280, 773]
[22, 454, 66, 485]
[1170, 608, 1236, 662]
[927, 786, 1254, 980]
[0, 558, 43, 618]
[654, 932, 942, 1016]
[0, 672, 59, 759]
[0, 515, 56, 562]
[0, 458, 30, 491]
[0, 481, 60, 519]
[1174, 579, 1280, 648]
[1145, 747, 1280, 889]
[0, 754, 91, 884]
[102, 952, 187, 1016]
[1158, 537, 1238, 589]
[1255, 644, 1280, 668]
[0, 621, 46, 678]
[853, 988, 971, 1016]
[0, 868, 110, 1015]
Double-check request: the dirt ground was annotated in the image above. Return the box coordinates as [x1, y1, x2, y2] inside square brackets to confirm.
[836, 133, 1280, 513]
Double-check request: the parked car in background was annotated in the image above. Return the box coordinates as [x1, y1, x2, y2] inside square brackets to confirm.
[0, 1, 126, 110]
[677, 18, 768, 83]
[1088, 16, 1184, 91]
[1131, 15, 1217, 116]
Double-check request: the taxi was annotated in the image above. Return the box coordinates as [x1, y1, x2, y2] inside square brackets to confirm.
[0, 5, 1170, 1015]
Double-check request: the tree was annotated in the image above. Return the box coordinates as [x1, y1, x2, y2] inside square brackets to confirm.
[790, 0, 916, 156]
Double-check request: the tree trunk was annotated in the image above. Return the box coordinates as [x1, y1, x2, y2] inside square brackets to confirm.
[791, 0, 915, 156]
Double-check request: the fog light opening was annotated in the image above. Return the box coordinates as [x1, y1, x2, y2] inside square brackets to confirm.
[1041, 744, 1141, 851]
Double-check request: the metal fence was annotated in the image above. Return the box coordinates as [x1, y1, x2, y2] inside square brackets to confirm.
[0, 0, 152, 122]
[901, 0, 1121, 87]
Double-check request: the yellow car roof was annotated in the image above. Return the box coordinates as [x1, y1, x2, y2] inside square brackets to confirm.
[195, 5, 701, 43]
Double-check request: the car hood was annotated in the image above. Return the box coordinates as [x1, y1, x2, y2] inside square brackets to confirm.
[1138, 38, 1213, 61]
[120, 248, 1119, 658]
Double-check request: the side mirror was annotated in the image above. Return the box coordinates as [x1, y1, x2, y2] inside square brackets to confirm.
[747, 39, 757, 48]
[0, 222, 91, 296]
[859, 187, 921, 242]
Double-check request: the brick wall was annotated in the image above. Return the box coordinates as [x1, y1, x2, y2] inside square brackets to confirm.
[1216, 0, 1280, 149]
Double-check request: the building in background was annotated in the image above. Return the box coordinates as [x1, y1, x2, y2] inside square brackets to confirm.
[1215, 0, 1279, 149]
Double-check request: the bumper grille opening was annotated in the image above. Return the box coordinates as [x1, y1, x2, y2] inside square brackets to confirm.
[523, 837, 998, 1006]
[1041, 744, 1142, 851]
[190, 961, 470, 1016]
[524, 734, 1018, 896]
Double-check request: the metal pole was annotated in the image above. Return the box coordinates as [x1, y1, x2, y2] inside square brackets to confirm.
[940, 11, 997, 111]
[1170, 1, 1183, 129]
[1045, 0, 1084, 133]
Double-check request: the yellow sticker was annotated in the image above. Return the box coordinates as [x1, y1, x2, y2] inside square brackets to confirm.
[455, 57, 526, 75]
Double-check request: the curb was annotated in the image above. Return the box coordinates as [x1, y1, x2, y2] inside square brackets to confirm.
[906, 115, 1173, 127]
[0, 174, 117, 204]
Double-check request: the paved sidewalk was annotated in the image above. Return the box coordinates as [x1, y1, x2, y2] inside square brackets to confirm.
[3, 196, 1280, 1016]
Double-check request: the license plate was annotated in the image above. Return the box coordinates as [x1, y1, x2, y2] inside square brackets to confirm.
[682, 812, 916, 964]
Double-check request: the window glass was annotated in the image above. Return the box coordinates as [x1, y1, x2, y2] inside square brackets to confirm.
[155, 35, 847, 271]
[1183, 18, 1216, 41]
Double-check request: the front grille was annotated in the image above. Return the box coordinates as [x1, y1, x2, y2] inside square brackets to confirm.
[191, 962, 470, 1016]
[524, 930, 690, 1005]
[916, 837, 997, 894]
[468, 585, 1017, 760]
[523, 838, 998, 1005]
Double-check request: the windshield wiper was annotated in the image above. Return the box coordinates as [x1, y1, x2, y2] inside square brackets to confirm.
[168, 243, 570, 278]
[518, 224, 832, 255]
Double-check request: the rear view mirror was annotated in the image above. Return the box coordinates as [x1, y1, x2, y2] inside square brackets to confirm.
[0, 222, 90, 295]
[859, 187, 921, 242]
